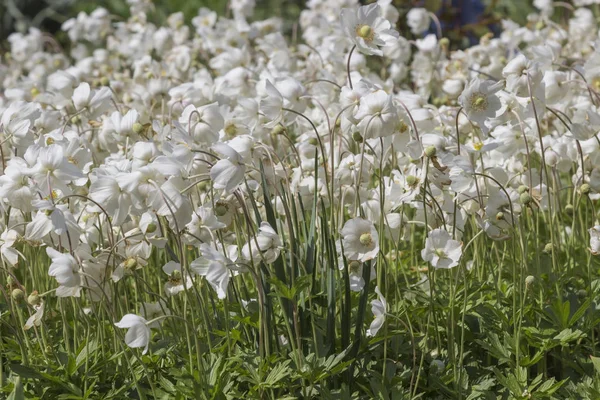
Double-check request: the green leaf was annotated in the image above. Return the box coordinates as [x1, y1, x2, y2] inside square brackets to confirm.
[591, 356, 600, 375]
[7, 377, 24, 400]
[9, 364, 43, 380]
[569, 298, 591, 327]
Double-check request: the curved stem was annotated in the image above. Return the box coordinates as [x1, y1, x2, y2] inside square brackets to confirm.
[347, 45, 356, 89]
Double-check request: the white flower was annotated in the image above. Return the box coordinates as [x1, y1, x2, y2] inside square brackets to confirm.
[259, 80, 284, 127]
[24, 301, 45, 331]
[210, 143, 246, 192]
[191, 243, 234, 299]
[72, 82, 111, 116]
[590, 226, 600, 255]
[340, 3, 399, 56]
[0, 229, 21, 266]
[406, 8, 430, 35]
[458, 78, 504, 134]
[241, 222, 282, 264]
[162, 261, 193, 296]
[421, 229, 463, 269]
[47, 247, 82, 297]
[114, 314, 151, 354]
[354, 90, 398, 138]
[341, 218, 379, 262]
[367, 286, 386, 337]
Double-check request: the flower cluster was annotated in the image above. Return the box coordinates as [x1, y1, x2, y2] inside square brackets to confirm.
[1, 0, 600, 358]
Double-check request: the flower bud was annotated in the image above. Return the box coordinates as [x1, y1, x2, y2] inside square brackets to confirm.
[352, 131, 363, 143]
[132, 122, 144, 134]
[495, 212, 504, 221]
[12, 288, 25, 302]
[424, 145, 437, 158]
[348, 260, 361, 275]
[308, 137, 318, 146]
[271, 125, 285, 135]
[71, 115, 81, 125]
[543, 243, 553, 253]
[27, 291, 41, 306]
[100, 76, 110, 86]
[525, 275, 535, 287]
[580, 183, 591, 195]
[520, 193, 532, 205]
[193, 181, 206, 192]
[565, 204, 574, 215]
[518, 185, 529, 194]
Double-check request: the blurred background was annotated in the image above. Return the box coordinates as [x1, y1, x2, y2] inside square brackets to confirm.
[1, 0, 539, 47]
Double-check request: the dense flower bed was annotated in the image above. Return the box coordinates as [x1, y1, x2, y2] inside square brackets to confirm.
[2, 0, 600, 398]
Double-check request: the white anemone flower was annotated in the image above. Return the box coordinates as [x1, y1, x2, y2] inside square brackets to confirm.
[241, 222, 282, 264]
[162, 261, 193, 296]
[354, 90, 398, 138]
[421, 229, 463, 269]
[47, 247, 82, 297]
[366, 286, 387, 337]
[259, 80, 284, 127]
[406, 8, 430, 35]
[340, 3, 399, 56]
[191, 243, 234, 299]
[590, 226, 600, 255]
[458, 78, 504, 134]
[341, 218, 379, 262]
[114, 314, 151, 354]
[210, 143, 246, 192]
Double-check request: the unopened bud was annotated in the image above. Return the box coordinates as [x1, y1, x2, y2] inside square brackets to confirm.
[580, 183, 591, 195]
[12, 288, 25, 302]
[525, 275, 535, 287]
[518, 185, 529, 194]
[496, 212, 505, 221]
[424, 145, 437, 158]
[271, 125, 285, 135]
[352, 131, 363, 143]
[132, 122, 144, 134]
[565, 204, 574, 215]
[520, 193, 532, 205]
[348, 260, 361, 275]
[27, 291, 40, 306]
[543, 243, 553, 253]
[100, 76, 110, 86]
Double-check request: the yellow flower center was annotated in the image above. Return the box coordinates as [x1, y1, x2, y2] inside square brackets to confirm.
[359, 233, 373, 246]
[356, 25, 374, 42]
[473, 142, 484, 151]
[470, 93, 488, 111]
